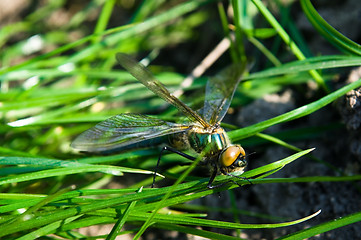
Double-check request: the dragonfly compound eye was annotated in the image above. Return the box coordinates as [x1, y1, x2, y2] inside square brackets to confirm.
[220, 145, 246, 167]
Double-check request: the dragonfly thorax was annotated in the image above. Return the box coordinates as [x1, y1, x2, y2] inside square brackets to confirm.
[187, 125, 230, 155]
[168, 125, 228, 153]
[174, 125, 247, 174]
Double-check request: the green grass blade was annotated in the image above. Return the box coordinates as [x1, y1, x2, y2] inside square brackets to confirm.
[128, 210, 322, 229]
[0, 25, 129, 76]
[243, 148, 314, 179]
[15, 216, 81, 240]
[277, 211, 361, 240]
[229, 78, 361, 141]
[106, 187, 142, 240]
[243, 55, 361, 80]
[93, 0, 116, 43]
[0, 157, 161, 186]
[0, 0, 209, 76]
[2, 187, 73, 227]
[301, 0, 361, 56]
[156, 223, 246, 240]
[251, 0, 327, 91]
[133, 152, 204, 239]
[2, 1, 360, 238]
[130, 149, 314, 214]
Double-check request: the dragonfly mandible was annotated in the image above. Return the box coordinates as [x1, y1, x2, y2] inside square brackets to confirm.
[71, 53, 248, 188]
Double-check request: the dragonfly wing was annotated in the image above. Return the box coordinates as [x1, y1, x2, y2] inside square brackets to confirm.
[116, 53, 210, 129]
[203, 61, 247, 125]
[71, 113, 189, 153]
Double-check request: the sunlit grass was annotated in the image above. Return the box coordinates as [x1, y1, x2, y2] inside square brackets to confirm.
[1, 0, 361, 239]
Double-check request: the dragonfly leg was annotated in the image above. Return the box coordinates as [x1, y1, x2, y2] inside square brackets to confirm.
[207, 167, 237, 189]
[152, 146, 196, 188]
[207, 167, 221, 189]
[207, 169, 251, 189]
[224, 172, 252, 186]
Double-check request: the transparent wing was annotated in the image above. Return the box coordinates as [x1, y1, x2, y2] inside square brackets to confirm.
[203, 61, 247, 125]
[71, 113, 189, 153]
[116, 53, 210, 129]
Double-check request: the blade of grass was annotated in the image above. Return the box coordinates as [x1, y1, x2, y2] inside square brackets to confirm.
[251, 175, 361, 185]
[217, 2, 238, 63]
[131, 0, 166, 23]
[243, 148, 314, 179]
[0, 25, 131, 76]
[251, 0, 327, 91]
[277, 211, 361, 240]
[131, 149, 314, 213]
[156, 223, 246, 240]
[93, 0, 116, 44]
[2, 187, 73, 226]
[133, 150, 204, 239]
[74, 207, 321, 230]
[128, 210, 322, 229]
[301, 0, 361, 56]
[229, 78, 361, 141]
[243, 55, 361, 80]
[248, 35, 282, 66]
[0, 0, 212, 76]
[255, 132, 344, 175]
[106, 187, 143, 240]
[66, 0, 213, 65]
[231, 0, 247, 62]
[16, 216, 81, 240]
[0, 164, 159, 186]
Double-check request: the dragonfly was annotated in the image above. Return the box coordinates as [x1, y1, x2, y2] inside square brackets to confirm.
[72, 53, 248, 188]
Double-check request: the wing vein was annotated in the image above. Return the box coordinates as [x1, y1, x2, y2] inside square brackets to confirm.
[116, 53, 210, 128]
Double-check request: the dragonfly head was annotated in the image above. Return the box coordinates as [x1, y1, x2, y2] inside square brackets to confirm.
[219, 145, 247, 170]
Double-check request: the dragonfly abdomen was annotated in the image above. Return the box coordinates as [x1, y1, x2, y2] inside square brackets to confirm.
[168, 132, 191, 151]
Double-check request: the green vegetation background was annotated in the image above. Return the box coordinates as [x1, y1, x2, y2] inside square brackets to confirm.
[1, 0, 361, 239]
